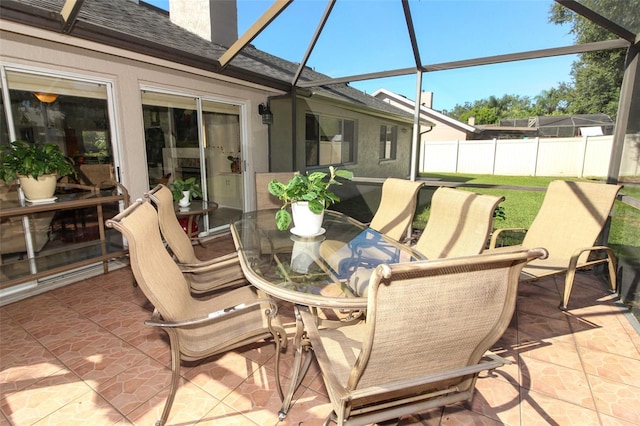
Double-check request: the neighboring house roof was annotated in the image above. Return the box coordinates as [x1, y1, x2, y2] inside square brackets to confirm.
[372, 88, 475, 133]
[499, 113, 614, 128]
[0, 0, 412, 120]
[494, 113, 614, 137]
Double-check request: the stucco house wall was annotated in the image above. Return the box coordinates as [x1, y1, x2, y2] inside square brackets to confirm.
[269, 95, 414, 179]
[0, 23, 278, 201]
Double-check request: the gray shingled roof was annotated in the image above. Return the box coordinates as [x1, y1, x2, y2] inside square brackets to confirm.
[3, 0, 411, 118]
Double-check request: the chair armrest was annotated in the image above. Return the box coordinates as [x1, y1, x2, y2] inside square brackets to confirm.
[145, 298, 277, 329]
[178, 252, 240, 272]
[568, 245, 616, 270]
[348, 355, 510, 401]
[489, 227, 527, 249]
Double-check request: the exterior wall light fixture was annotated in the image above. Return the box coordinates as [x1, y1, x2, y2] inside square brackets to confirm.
[258, 103, 273, 125]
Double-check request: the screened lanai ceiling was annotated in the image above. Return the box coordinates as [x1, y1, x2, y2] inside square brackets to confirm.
[218, 0, 638, 181]
[220, 0, 638, 94]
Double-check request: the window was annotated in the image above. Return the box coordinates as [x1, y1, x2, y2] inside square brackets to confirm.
[4, 71, 113, 169]
[305, 113, 355, 166]
[379, 124, 397, 160]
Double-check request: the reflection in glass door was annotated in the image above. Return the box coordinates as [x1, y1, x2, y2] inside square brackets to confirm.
[202, 100, 242, 229]
[0, 69, 124, 299]
[142, 91, 243, 233]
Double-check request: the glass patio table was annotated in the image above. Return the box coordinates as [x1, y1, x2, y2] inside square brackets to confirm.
[230, 209, 424, 419]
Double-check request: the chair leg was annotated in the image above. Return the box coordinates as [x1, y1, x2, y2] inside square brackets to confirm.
[559, 270, 576, 311]
[560, 248, 618, 310]
[323, 411, 337, 426]
[157, 329, 181, 426]
[605, 248, 618, 293]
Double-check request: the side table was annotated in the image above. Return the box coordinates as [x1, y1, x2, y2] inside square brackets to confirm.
[174, 200, 218, 239]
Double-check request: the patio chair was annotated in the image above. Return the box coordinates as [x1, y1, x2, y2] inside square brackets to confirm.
[488, 180, 622, 310]
[146, 184, 247, 294]
[255, 171, 297, 210]
[299, 247, 547, 426]
[414, 187, 504, 259]
[106, 200, 287, 426]
[369, 177, 424, 241]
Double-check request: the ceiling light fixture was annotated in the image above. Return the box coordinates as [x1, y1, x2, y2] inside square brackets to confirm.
[34, 93, 59, 103]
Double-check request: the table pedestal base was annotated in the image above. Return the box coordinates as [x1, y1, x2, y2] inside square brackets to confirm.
[278, 305, 314, 419]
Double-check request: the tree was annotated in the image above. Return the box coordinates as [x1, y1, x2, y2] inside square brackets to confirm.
[446, 3, 633, 122]
[449, 94, 535, 125]
[533, 85, 572, 116]
[549, 1, 634, 119]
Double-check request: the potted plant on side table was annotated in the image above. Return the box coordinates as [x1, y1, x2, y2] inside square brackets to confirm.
[167, 177, 204, 237]
[0, 140, 76, 201]
[168, 177, 203, 208]
[268, 166, 353, 236]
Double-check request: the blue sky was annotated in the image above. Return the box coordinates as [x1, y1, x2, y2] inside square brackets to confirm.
[145, 0, 576, 112]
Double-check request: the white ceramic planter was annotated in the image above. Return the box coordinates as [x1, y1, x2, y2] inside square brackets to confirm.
[178, 190, 191, 207]
[18, 174, 57, 201]
[291, 201, 324, 236]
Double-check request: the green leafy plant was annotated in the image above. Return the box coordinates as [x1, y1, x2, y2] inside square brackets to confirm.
[0, 140, 75, 183]
[168, 177, 203, 202]
[268, 166, 354, 231]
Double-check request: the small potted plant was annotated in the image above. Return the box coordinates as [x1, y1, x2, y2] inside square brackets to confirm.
[227, 153, 241, 173]
[268, 166, 353, 234]
[168, 177, 203, 207]
[0, 140, 75, 201]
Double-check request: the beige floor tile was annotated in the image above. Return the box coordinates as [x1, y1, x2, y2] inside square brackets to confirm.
[32, 391, 124, 425]
[222, 364, 286, 426]
[128, 378, 222, 425]
[197, 401, 261, 425]
[184, 351, 262, 400]
[1, 247, 639, 426]
[470, 374, 521, 425]
[0, 370, 93, 425]
[519, 356, 595, 409]
[438, 404, 504, 425]
[587, 374, 640, 424]
[580, 345, 640, 387]
[519, 388, 600, 425]
[97, 357, 172, 415]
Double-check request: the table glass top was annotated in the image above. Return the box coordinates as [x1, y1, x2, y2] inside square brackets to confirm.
[231, 209, 423, 307]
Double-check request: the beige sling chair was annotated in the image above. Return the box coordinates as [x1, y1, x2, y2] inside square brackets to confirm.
[414, 186, 505, 259]
[106, 200, 287, 426]
[146, 184, 247, 294]
[369, 177, 424, 241]
[299, 248, 547, 426]
[321, 178, 424, 279]
[489, 180, 622, 310]
[255, 171, 297, 210]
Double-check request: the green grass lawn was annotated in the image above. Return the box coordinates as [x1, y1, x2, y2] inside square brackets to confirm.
[414, 173, 640, 248]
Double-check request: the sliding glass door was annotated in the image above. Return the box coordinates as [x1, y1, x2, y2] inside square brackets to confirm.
[141, 91, 244, 232]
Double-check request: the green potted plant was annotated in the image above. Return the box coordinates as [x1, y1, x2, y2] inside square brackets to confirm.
[227, 153, 241, 173]
[0, 140, 75, 201]
[268, 166, 353, 234]
[168, 177, 203, 207]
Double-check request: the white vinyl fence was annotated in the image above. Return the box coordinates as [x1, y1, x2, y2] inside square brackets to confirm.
[420, 136, 614, 177]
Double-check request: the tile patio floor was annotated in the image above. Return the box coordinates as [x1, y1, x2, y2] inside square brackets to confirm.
[1, 234, 639, 425]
